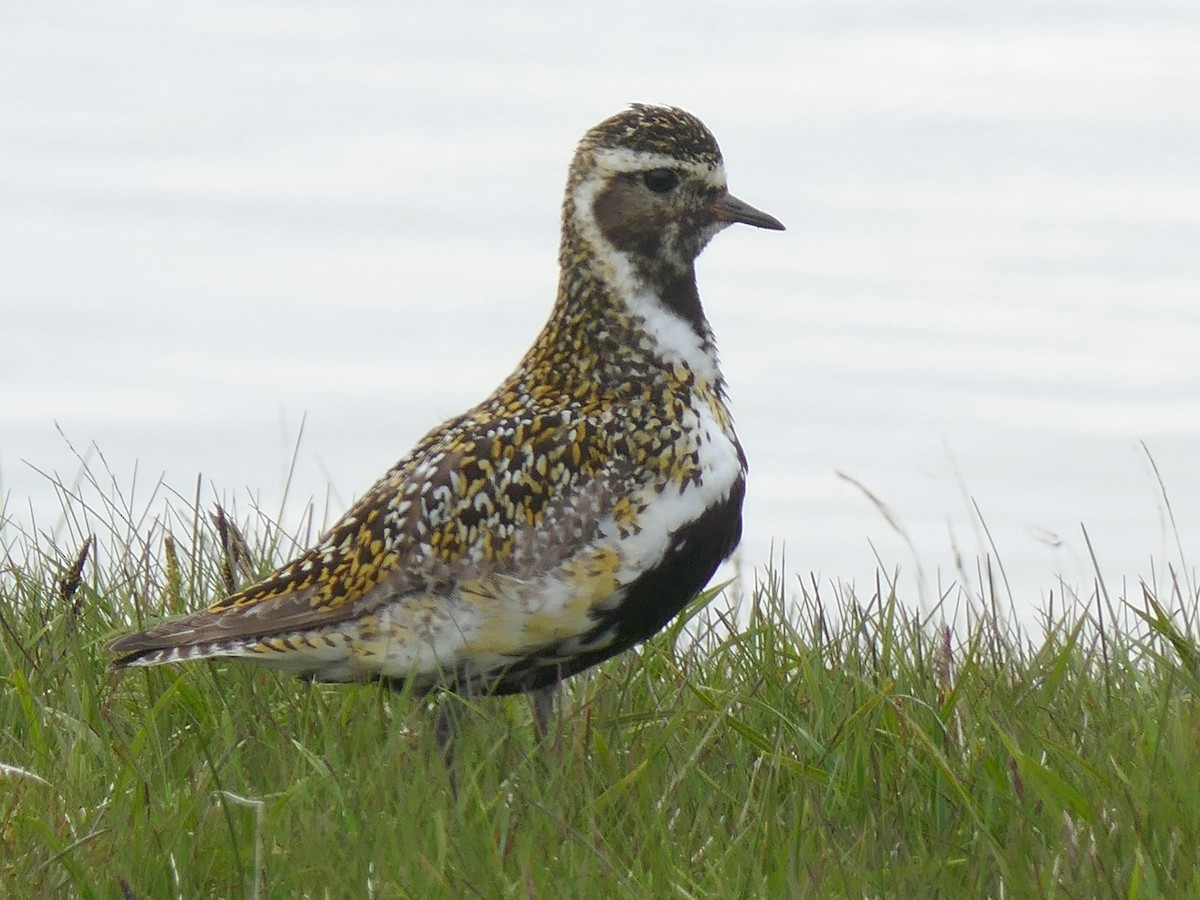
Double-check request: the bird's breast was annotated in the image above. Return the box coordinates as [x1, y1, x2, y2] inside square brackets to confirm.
[607, 392, 744, 581]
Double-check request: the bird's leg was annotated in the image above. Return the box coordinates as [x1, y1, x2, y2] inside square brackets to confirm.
[434, 679, 480, 798]
[528, 682, 559, 744]
[434, 693, 461, 772]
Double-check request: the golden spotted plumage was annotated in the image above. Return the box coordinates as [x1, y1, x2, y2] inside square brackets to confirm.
[109, 104, 783, 709]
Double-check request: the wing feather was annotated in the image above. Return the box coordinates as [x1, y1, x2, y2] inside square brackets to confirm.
[108, 406, 626, 675]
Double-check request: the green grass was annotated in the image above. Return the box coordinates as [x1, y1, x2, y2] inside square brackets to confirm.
[2, 464, 1200, 898]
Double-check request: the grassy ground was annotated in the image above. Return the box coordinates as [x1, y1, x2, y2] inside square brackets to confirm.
[2, 468, 1199, 898]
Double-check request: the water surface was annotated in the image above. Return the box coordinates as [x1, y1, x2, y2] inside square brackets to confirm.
[3, 2, 1199, 618]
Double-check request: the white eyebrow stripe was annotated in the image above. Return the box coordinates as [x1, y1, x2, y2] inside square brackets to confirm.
[591, 147, 726, 187]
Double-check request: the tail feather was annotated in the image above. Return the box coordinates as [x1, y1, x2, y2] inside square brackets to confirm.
[107, 613, 247, 667]
[107, 584, 371, 672]
[112, 639, 250, 669]
[108, 621, 353, 676]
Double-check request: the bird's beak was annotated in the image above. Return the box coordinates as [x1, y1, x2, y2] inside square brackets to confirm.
[708, 192, 785, 231]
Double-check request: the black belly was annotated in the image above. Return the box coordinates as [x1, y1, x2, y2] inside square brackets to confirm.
[488, 474, 746, 696]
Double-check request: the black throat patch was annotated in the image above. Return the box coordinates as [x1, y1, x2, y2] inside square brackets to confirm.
[591, 176, 710, 336]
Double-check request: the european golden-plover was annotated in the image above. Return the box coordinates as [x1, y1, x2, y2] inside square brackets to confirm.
[109, 104, 784, 753]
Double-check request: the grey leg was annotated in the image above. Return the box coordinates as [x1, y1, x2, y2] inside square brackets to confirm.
[434, 695, 460, 769]
[528, 682, 559, 744]
[434, 690, 470, 796]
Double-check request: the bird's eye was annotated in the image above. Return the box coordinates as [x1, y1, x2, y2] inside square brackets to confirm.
[642, 169, 679, 193]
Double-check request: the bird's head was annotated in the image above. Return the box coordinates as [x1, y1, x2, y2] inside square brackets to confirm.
[565, 104, 784, 276]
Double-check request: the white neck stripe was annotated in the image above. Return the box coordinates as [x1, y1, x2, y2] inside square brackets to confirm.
[570, 172, 721, 385]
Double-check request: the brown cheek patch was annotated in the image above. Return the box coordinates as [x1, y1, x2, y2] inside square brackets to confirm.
[592, 178, 662, 258]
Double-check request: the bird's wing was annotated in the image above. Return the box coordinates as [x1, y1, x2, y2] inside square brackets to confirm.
[108, 406, 626, 666]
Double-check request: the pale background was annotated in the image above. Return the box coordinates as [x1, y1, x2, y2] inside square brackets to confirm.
[3, 2, 1198, 620]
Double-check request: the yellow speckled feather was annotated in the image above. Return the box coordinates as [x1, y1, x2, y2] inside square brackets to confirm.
[108, 104, 783, 700]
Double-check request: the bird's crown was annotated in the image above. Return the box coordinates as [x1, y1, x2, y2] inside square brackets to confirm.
[582, 104, 724, 168]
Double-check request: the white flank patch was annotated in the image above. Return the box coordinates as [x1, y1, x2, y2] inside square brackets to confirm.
[362, 602, 484, 680]
[612, 401, 744, 582]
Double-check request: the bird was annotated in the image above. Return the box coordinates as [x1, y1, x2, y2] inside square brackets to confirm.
[108, 104, 784, 761]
